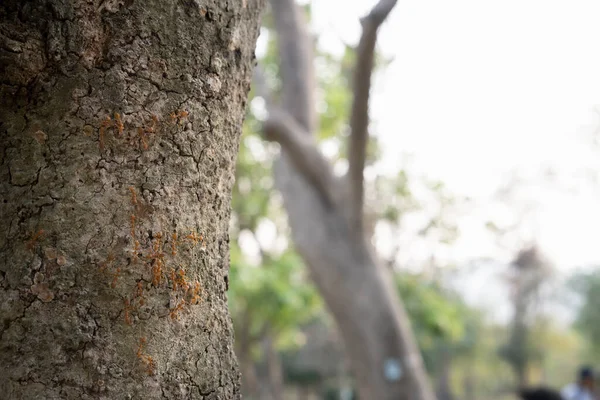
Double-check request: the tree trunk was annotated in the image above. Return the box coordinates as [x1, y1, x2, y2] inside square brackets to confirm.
[236, 312, 260, 398]
[462, 356, 476, 400]
[297, 386, 310, 400]
[462, 358, 475, 400]
[435, 346, 454, 400]
[259, 0, 436, 398]
[239, 357, 259, 399]
[263, 333, 285, 400]
[510, 307, 530, 388]
[0, 1, 263, 398]
[275, 162, 434, 400]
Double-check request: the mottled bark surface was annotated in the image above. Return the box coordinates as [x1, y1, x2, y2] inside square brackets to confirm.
[0, 0, 263, 398]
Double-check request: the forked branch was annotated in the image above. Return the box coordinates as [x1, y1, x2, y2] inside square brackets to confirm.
[261, 0, 336, 206]
[347, 0, 398, 231]
[263, 109, 336, 206]
[254, 66, 336, 206]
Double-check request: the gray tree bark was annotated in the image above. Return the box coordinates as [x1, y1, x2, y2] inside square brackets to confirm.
[262, 332, 285, 400]
[255, 1, 436, 399]
[0, 0, 263, 398]
[435, 346, 454, 400]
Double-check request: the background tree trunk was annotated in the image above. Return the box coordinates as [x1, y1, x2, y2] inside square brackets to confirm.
[263, 333, 285, 400]
[0, 0, 263, 398]
[272, 184, 433, 400]
[435, 346, 454, 400]
[257, 0, 436, 399]
[236, 311, 260, 398]
[462, 359, 475, 400]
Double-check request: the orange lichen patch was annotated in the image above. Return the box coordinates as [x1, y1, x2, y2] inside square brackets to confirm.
[132, 240, 141, 264]
[111, 267, 121, 288]
[148, 232, 164, 258]
[169, 299, 186, 320]
[143, 356, 156, 376]
[26, 230, 45, 251]
[152, 232, 163, 252]
[136, 337, 146, 358]
[171, 232, 178, 256]
[32, 130, 47, 144]
[177, 110, 189, 126]
[124, 299, 132, 325]
[130, 215, 136, 238]
[31, 282, 54, 302]
[129, 187, 137, 206]
[146, 115, 158, 134]
[114, 113, 124, 136]
[151, 260, 163, 287]
[135, 281, 146, 306]
[177, 268, 189, 291]
[101, 115, 112, 127]
[185, 231, 202, 246]
[151, 114, 160, 134]
[171, 267, 189, 292]
[89, 109, 191, 152]
[147, 233, 166, 287]
[169, 110, 190, 126]
[99, 253, 115, 273]
[136, 337, 156, 375]
[168, 268, 176, 288]
[137, 127, 149, 150]
[189, 281, 202, 305]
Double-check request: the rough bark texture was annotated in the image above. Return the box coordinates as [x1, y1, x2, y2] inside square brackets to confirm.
[258, 1, 436, 399]
[0, 0, 263, 398]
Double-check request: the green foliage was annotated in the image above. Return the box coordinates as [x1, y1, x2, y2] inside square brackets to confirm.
[228, 245, 322, 354]
[569, 269, 600, 357]
[397, 274, 465, 343]
[395, 272, 476, 372]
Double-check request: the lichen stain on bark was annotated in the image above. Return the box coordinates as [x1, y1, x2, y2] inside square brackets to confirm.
[0, 0, 264, 398]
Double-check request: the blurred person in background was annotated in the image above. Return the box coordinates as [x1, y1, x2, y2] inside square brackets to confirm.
[561, 366, 596, 400]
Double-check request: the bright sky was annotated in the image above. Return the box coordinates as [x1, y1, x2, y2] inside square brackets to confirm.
[307, 0, 600, 273]
[254, 0, 600, 321]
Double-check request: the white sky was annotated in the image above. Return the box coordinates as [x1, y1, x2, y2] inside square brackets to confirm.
[307, 0, 600, 272]
[253, 0, 600, 321]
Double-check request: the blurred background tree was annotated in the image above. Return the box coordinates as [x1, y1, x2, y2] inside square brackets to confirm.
[227, 1, 599, 399]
